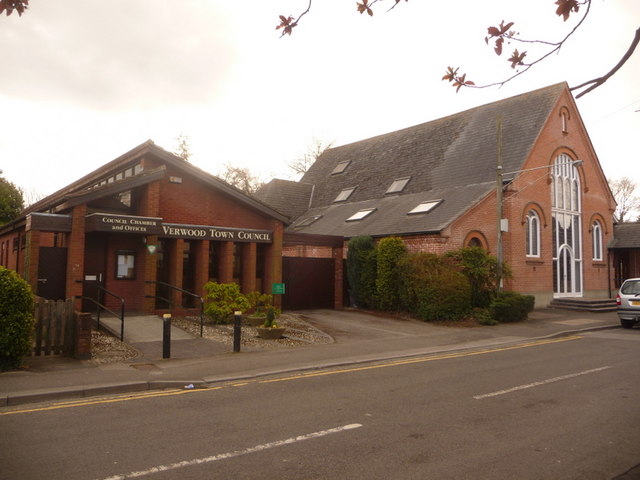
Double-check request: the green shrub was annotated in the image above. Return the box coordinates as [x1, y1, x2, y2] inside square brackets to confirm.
[445, 247, 506, 308]
[346, 236, 377, 309]
[490, 291, 535, 323]
[399, 253, 472, 321]
[245, 291, 275, 316]
[375, 237, 407, 311]
[0, 266, 35, 371]
[473, 308, 498, 326]
[203, 282, 250, 324]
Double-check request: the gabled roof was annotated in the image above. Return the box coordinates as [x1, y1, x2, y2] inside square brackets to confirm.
[286, 82, 567, 237]
[21, 140, 289, 224]
[609, 223, 640, 249]
[253, 179, 313, 220]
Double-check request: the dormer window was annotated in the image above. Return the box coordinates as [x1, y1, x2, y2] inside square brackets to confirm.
[386, 176, 411, 194]
[346, 208, 376, 222]
[408, 200, 441, 215]
[334, 187, 356, 202]
[331, 160, 351, 175]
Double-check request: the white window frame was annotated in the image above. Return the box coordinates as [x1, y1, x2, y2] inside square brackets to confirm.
[408, 200, 441, 215]
[386, 177, 411, 194]
[526, 210, 540, 257]
[592, 220, 603, 261]
[334, 187, 356, 202]
[346, 208, 376, 222]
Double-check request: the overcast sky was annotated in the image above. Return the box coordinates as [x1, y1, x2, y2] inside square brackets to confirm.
[1, 0, 639, 210]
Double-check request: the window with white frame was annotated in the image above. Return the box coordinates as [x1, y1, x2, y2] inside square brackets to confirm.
[526, 210, 540, 257]
[346, 208, 376, 222]
[592, 220, 603, 261]
[334, 187, 356, 202]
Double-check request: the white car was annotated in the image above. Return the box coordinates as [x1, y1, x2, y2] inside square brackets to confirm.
[616, 278, 640, 329]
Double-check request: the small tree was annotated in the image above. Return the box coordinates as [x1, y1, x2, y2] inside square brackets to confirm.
[346, 236, 377, 308]
[218, 164, 264, 195]
[0, 266, 35, 370]
[288, 137, 334, 179]
[609, 177, 640, 223]
[375, 237, 407, 311]
[0, 171, 24, 226]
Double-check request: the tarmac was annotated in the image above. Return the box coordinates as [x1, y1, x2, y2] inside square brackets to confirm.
[0, 307, 622, 408]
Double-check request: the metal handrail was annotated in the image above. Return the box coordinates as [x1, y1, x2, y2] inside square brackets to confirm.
[145, 281, 205, 337]
[77, 281, 125, 341]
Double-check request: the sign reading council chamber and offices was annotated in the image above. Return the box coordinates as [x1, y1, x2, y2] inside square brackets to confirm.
[85, 214, 272, 243]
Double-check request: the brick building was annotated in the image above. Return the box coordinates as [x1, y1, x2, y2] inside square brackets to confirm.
[257, 83, 617, 307]
[0, 141, 290, 314]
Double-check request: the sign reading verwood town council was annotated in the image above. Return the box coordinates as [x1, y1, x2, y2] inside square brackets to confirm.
[85, 213, 273, 243]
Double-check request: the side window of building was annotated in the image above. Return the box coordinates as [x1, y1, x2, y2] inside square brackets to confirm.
[592, 220, 603, 261]
[526, 210, 540, 257]
[116, 251, 136, 280]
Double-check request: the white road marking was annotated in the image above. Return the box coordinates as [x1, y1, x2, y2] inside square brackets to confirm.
[99, 423, 363, 480]
[473, 366, 611, 400]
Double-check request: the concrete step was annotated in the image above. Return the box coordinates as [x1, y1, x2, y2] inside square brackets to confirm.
[549, 298, 617, 313]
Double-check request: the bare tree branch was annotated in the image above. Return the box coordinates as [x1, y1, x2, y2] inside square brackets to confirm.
[570, 27, 640, 98]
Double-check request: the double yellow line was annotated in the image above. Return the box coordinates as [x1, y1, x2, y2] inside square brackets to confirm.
[1, 335, 581, 416]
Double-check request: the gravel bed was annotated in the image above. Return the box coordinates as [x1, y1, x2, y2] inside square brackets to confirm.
[173, 313, 334, 350]
[90, 313, 333, 364]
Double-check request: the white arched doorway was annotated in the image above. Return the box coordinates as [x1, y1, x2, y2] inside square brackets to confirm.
[552, 154, 582, 297]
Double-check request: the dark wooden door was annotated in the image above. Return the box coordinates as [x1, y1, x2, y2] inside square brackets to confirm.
[37, 247, 67, 300]
[282, 257, 334, 310]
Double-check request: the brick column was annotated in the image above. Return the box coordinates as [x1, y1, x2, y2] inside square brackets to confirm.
[333, 245, 344, 309]
[264, 222, 284, 306]
[66, 204, 87, 311]
[241, 242, 257, 293]
[143, 235, 159, 312]
[218, 241, 234, 284]
[23, 230, 41, 293]
[194, 240, 210, 296]
[169, 238, 184, 307]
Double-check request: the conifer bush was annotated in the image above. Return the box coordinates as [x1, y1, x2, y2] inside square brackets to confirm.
[0, 266, 35, 370]
[346, 236, 377, 309]
[374, 237, 407, 311]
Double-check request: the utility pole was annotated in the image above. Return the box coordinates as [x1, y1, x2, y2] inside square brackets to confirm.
[496, 115, 503, 292]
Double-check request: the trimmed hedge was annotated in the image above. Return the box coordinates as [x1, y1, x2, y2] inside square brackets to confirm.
[0, 266, 35, 370]
[399, 253, 472, 321]
[490, 291, 535, 323]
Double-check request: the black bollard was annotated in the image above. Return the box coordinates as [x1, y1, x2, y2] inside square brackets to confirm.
[233, 311, 242, 353]
[163, 314, 171, 359]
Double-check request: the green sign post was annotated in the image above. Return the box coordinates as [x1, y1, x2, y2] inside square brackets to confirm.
[272, 283, 285, 295]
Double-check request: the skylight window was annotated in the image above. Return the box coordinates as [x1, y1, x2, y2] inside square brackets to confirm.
[386, 176, 411, 194]
[408, 200, 441, 215]
[334, 187, 356, 202]
[297, 215, 322, 227]
[331, 160, 351, 175]
[346, 208, 376, 222]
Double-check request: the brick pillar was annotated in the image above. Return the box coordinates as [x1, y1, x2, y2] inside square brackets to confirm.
[67, 204, 87, 311]
[194, 240, 210, 296]
[74, 311, 92, 360]
[143, 235, 159, 312]
[264, 222, 284, 307]
[169, 238, 184, 307]
[218, 241, 234, 284]
[23, 229, 41, 292]
[241, 242, 257, 293]
[333, 244, 344, 309]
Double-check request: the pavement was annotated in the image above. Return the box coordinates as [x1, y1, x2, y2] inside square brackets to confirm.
[0, 307, 621, 408]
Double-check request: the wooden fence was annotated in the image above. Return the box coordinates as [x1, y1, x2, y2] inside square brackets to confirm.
[33, 298, 75, 356]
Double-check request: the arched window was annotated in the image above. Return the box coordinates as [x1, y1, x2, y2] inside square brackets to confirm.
[592, 220, 603, 261]
[467, 237, 482, 248]
[526, 210, 540, 257]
